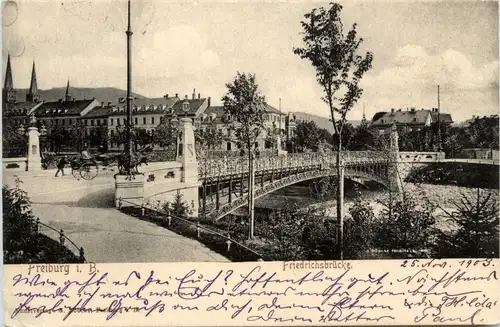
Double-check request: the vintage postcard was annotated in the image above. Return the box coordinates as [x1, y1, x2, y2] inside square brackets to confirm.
[2, 0, 499, 326]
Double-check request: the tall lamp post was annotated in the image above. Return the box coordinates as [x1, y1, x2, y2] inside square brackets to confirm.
[125, 0, 134, 171]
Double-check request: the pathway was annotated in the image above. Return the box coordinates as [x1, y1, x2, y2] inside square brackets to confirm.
[4, 170, 229, 263]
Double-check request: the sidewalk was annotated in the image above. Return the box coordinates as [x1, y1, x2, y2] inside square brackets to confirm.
[31, 187, 230, 263]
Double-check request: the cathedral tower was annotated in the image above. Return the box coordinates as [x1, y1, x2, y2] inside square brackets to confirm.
[3, 54, 17, 104]
[26, 61, 40, 102]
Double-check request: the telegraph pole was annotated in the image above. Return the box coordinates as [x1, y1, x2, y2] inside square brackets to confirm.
[125, 0, 134, 169]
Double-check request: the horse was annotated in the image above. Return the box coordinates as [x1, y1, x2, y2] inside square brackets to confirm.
[116, 144, 153, 177]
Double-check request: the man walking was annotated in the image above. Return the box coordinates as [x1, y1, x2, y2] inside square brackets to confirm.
[55, 156, 67, 177]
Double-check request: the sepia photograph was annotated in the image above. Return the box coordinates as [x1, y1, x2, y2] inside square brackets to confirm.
[2, 0, 499, 266]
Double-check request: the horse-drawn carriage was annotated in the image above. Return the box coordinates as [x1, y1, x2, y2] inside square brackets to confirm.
[41, 144, 153, 180]
[69, 157, 100, 180]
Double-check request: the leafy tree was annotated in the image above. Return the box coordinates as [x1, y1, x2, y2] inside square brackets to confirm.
[375, 192, 436, 255]
[348, 124, 379, 150]
[222, 72, 267, 154]
[89, 125, 109, 150]
[293, 120, 330, 152]
[258, 203, 308, 261]
[195, 120, 224, 157]
[294, 2, 373, 258]
[344, 199, 376, 259]
[2, 119, 26, 156]
[222, 72, 267, 239]
[46, 125, 70, 153]
[154, 118, 178, 150]
[468, 116, 499, 149]
[433, 189, 499, 258]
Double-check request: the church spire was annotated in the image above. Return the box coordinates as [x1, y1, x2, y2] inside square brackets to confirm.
[3, 53, 16, 104]
[26, 61, 40, 102]
[65, 79, 71, 101]
[4, 53, 13, 90]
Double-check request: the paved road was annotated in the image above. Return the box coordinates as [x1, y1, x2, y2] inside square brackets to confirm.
[4, 170, 229, 263]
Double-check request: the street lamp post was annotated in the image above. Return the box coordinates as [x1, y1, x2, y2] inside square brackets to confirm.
[125, 0, 134, 172]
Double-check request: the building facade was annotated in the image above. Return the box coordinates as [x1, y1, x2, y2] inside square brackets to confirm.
[370, 107, 453, 136]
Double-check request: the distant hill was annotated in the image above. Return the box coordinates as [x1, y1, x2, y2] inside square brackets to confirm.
[14, 87, 147, 105]
[292, 111, 361, 134]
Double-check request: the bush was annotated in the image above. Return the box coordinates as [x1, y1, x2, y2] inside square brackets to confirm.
[344, 199, 376, 259]
[3, 178, 83, 264]
[375, 192, 436, 255]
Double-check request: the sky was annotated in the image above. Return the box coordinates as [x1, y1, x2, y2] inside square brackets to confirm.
[2, 0, 499, 122]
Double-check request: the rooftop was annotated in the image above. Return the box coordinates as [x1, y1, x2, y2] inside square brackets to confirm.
[34, 99, 97, 117]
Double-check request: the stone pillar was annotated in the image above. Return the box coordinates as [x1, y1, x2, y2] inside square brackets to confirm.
[178, 118, 198, 183]
[178, 117, 200, 217]
[26, 126, 42, 171]
[388, 124, 403, 193]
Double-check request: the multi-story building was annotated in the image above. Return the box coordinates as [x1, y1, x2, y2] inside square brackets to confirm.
[33, 82, 100, 129]
[370, 107, 453, 136]
[200, 102, 288, 152]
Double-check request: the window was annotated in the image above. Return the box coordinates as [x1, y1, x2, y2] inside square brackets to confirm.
[381, 119, 384, 123]
[151, 117, 155, 125]
[103, 119, 107, 125]
[226, 142, 232, 151]
[379, 129, 384, 135]
[255, 142, 259, 149]
[110, 118, 114, 126]
[91, 120, 94, 126]
[97, 120, 101, 126]
[143, 117, 146, 124]
[117, 119, 121, 126]
[110, 130, 114, 136]
[182, 102, 190, 112]
[413, 118, 417, 122]
[134, 117, 138, 125]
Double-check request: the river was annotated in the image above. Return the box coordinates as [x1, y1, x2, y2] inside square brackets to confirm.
[254, 180, 499, 233]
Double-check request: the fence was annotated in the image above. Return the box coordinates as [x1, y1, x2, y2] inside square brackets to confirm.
[117, 197, 263, 261]
[35, 217, 87, 263]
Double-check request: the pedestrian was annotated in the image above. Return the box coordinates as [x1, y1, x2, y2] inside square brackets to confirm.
[55, 156, 67, 177]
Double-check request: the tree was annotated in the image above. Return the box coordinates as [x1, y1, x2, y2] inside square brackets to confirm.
[294, 2, 373, 259]
[293, 120, 330, 152]
[375, 192, 436, 255]
[46, 125, 70, 153]
[258, 203, 308, 261]
[433, 189, 499, 258]
[344, 199, 376, 259]
[2, 119, 26, 156]
[222, 72, 267, 239]
[153, 118, 178, 150]
[195, 120, 224, 157]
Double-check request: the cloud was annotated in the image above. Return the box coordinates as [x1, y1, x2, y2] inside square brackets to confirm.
[369, 45, 498, 92]
[136, 25, 221, 81]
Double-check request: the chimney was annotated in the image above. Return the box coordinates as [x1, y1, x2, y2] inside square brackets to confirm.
[108, 102, 111, 106]
[198, 93, 200, 100]
[391, 108, 395, 113]
[185, 95, 188, 100]
[164, 93, 169, 98]
[101, 101, 104, 107]
[208, 96, 211, 108]
[175, 93, 178, 98]
[192, 88, 196, 100]
[58, 98, 63, 102]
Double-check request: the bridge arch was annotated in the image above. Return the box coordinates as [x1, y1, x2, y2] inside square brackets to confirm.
[204, 167, 390, 221]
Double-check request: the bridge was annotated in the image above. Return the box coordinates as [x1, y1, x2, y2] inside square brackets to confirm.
[119, 118, 449, 221]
